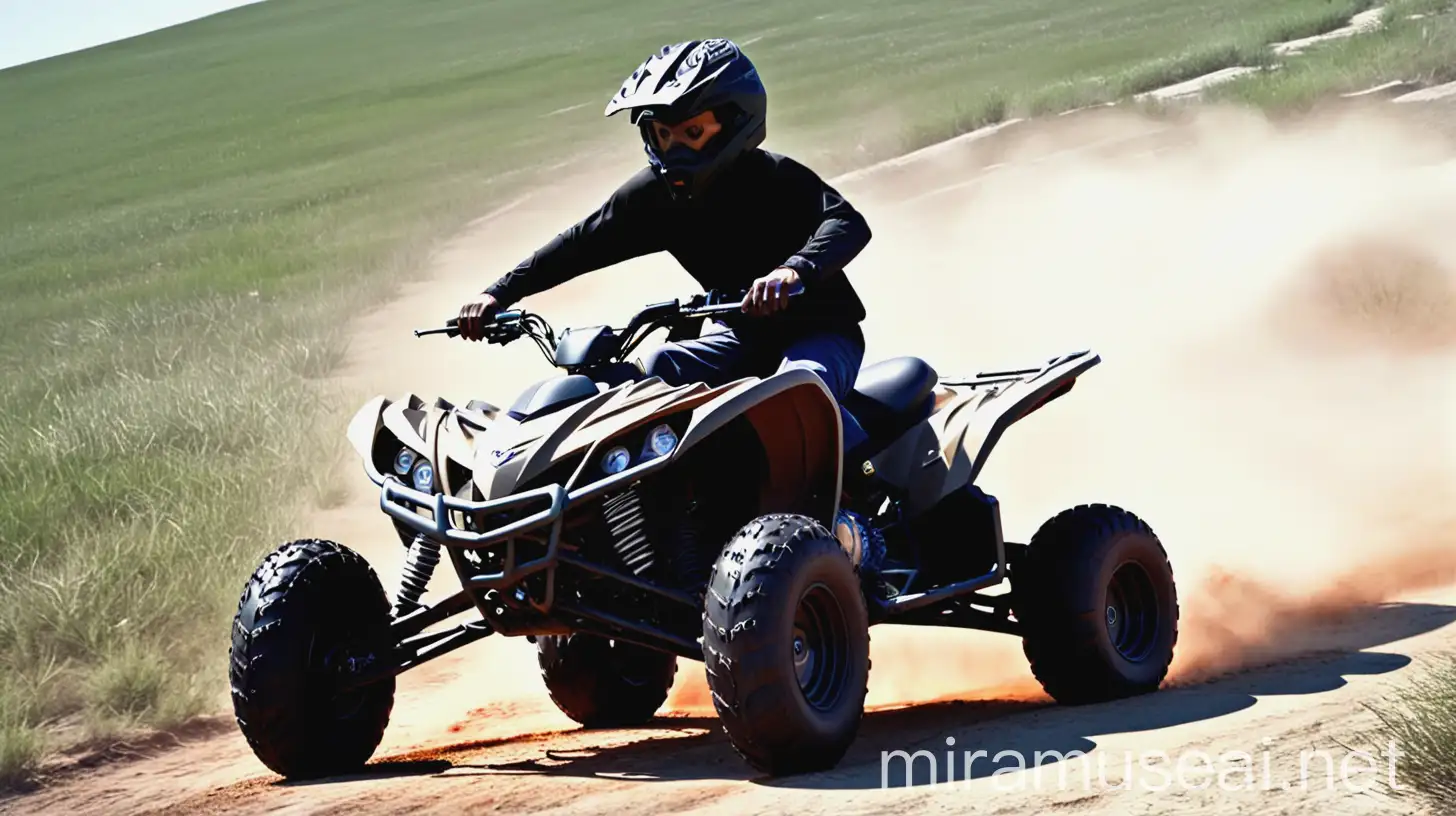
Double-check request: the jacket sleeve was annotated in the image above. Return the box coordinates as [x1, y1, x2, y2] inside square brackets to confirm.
[773, 158, 872, 287]
[483, 171, 664, 306]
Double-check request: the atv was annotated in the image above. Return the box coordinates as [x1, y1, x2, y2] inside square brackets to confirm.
[228, 287, 1179, 779]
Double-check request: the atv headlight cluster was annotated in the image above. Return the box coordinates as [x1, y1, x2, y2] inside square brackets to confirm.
[597, 423, 680, 476]
[393, 446, 436, 492]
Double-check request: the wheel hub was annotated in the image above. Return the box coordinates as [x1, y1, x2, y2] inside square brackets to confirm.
[791, 583, 850, 711]
[1105, 561, 1159, 662]
[792, 628, 814, 683]
[315, 633, 380, 720]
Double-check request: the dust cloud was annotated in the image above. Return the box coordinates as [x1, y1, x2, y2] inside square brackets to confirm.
[799, 101, 1456, 705]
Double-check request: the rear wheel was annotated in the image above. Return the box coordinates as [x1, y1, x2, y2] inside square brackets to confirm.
[1012, 504, 1178, 704]
[537, 634, 678, 727]
[229, 539, 396, 778]
[702, 514, 870, 776]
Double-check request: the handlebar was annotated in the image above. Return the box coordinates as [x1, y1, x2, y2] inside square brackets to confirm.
[412, 285, 803, 355]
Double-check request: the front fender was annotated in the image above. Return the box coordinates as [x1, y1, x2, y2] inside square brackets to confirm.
[679, 367, 844, 524]
[345, 392, 445, 485]
[347, 395, 389, 477]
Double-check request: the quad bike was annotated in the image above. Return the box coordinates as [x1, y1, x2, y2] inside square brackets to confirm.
[229, 287, 1179, 779]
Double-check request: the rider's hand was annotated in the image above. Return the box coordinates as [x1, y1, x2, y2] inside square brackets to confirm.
[742, 267, 801, 317]
[457, 293, 501, 341]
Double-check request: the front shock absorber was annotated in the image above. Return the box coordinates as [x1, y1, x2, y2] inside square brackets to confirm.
[394, 533, 442, 617]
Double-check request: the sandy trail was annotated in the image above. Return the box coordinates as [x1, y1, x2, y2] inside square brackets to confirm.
[10, 101, 1456, 815]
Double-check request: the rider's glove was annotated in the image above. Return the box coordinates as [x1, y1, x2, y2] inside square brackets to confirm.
[742, 267, 802, 317]
[457, 294, 502, 341]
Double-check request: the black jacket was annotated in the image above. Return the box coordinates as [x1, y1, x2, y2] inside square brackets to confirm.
[484, 149, 871, 341]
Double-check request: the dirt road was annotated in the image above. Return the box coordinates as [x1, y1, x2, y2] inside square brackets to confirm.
[10, 101, 1456, 815]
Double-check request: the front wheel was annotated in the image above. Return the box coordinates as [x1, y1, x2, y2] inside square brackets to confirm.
[229, 539, 396, 778]
[1012, 504, 1179, 704]
[702, 514, 870, 776]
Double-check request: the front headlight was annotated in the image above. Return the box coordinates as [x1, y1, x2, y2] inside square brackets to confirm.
[393, 447, 416, 475]
[411, 461, 435, 491]
[642, 423, 678, 460]
[601, 446, 631, 475]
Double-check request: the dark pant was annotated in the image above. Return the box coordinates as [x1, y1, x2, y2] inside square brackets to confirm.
[641, 325, 869, 453]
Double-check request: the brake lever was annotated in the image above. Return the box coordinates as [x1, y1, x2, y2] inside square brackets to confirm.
[414, 317, 461, 338]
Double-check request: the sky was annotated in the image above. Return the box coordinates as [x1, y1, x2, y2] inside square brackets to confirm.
[0, 0, 263, 71]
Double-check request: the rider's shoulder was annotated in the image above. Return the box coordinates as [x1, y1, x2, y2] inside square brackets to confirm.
[615, 165, 660, 193]
[614, 165, 672, 203]
[748, 149, 827, 184]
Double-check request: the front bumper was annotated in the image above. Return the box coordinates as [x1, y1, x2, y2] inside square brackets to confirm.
[368, 453, 674, 590]
[381, 479, 566, 547]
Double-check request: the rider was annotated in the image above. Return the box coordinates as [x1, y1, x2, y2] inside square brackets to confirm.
[456, 38, 872, 455]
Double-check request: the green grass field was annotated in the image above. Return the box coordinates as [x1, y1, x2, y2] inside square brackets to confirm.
[0, 0, 1438, 789]
[1210, 0, 1456, 108]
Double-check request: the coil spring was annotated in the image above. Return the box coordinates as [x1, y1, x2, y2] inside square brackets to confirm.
[602, 488, 655, 576]
[394, 533, 441, 616]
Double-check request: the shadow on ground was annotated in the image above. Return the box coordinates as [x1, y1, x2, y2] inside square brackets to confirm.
[279, 601, 1455, 792]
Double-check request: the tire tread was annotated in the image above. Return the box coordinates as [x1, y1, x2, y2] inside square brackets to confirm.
[229, 539, 395, 778]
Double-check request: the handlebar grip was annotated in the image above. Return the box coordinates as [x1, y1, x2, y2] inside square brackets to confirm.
[721, 281, 805, 302]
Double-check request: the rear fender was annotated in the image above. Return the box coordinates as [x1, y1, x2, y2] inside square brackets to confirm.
[871, 350, 1100, 517]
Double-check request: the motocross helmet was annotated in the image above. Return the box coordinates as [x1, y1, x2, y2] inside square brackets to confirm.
[604, 38, 767, 201]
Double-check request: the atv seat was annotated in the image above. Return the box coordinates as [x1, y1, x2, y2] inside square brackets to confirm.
[842, 356, 939, 459]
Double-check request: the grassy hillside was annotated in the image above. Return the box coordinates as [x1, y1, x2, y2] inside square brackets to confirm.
[0, 0, 1396, 788]
[1210, 0, 1456, 108]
